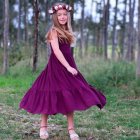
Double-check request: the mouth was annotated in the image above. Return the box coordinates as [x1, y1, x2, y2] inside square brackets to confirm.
[60, 20, 66, 22]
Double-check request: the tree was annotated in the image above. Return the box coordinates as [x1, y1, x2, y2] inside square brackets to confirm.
[17, 0, 21, 43]
[94, 0, 105, 56]
[33, 0, 39, 72]
[103, 0, 110, 59]
[24, 0, 28, 42]
[126, 0, 136, 61]
[95, 1, 103, 55]
[136, 0, 140, 79]
[112, 0, 118, 60]
[2, 0, 9, 74]
[0, 1, 4, 48]
[79, 0, 85, 57]
[69, 0, 74, 55]
[120, 0, 127, 59]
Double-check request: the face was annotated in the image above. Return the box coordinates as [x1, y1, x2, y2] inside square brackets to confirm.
[56, 9, 68, 25]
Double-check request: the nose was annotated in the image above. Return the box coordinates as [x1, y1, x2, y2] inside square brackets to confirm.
[61, 15, 65, 19]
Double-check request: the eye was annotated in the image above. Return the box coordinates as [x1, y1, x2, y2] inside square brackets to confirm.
[57, 13, 61, 16]
[64, 13, 67, 16]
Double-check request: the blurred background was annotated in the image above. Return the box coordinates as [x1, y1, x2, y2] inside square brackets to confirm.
[0, 0, 140, 73]
[0, 0, 140, 139]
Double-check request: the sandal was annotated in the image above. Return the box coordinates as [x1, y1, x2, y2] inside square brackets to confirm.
[40, 125, 49, 139]
[68, 128, 80, 140]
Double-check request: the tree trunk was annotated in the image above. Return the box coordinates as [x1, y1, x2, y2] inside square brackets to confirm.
[96, 26, 99, 54]
[120, 0, 127, 59]
[112, 0, 118, 60]
[131, 0, 136, 60]
[45, 0, 51, 62]
[136, 0, 140, 79]
[2, 0, 9, 74]
[33, 0, 39, 72]
[126, 0, 136, 61]
[70, 0, 74, 55]
[24, 0, 28, 43]
[79, 0, 85, 57]
[103, 0, 110, 59]
[98, 1, 104, 56]
[17, 0, 21, 43]
[85, 31, 89, 55]
[45, 0, 50, 22]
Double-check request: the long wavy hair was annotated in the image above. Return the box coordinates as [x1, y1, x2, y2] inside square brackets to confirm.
[45, 3, 75, 44]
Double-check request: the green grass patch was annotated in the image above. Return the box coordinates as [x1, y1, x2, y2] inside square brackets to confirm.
[0, 54, 140, 139]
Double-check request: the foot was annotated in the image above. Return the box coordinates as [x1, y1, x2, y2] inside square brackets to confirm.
[68, 128, 80, 140]
[40, 125, 49, 139]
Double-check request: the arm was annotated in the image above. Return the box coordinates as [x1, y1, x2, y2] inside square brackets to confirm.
[50, 29, 78, 75]
[50, 29, 70, 69]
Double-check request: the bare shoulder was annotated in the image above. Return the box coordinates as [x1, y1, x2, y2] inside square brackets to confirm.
[49, 28, 60, 51]
[50, 28, 58, 39]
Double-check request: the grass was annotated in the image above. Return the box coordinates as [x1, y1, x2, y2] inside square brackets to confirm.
[0, 53, 140, 140]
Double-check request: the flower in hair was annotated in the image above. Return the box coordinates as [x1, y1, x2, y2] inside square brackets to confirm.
[58, 5, 63, 8]
[48, 4, 72, 14]
[54, 5, 59, 10]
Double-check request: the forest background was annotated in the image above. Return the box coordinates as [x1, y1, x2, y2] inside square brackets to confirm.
[0, 0, 140, 139]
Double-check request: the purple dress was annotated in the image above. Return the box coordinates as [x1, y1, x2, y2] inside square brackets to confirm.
[19, 41, 106, 115]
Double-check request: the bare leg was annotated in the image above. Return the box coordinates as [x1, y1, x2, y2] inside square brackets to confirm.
[66, 112, 75, 130]
[40, 114, 48, 128]
[40, 114, 49, 139]
[66, 112, 79, 140]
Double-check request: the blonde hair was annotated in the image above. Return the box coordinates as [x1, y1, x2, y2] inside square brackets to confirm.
[45, 3, 75, 44]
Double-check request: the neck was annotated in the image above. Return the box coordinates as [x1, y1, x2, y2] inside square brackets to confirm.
[61, 25, 66, 30]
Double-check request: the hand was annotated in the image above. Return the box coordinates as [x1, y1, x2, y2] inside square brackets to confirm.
[66, 66, 78, 76]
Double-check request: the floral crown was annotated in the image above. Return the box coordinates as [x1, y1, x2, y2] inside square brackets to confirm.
[48, 4, 72, 14]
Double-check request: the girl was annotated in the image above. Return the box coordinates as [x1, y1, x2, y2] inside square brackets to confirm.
[19, 2, 106, 140]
